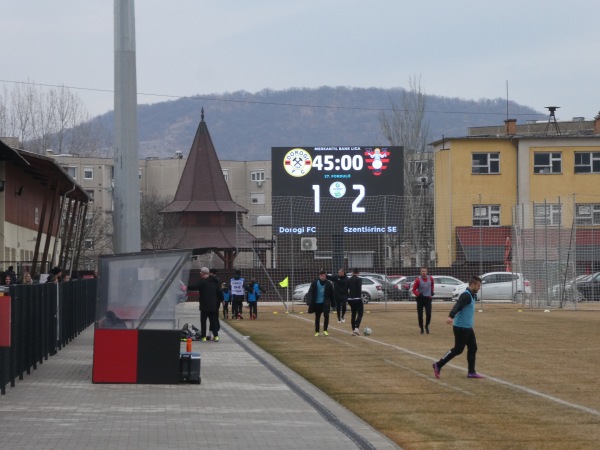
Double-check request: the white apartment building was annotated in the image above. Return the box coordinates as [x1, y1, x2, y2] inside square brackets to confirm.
[49, 152, 273, 267]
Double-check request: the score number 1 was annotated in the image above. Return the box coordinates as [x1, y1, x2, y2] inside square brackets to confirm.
[312, 184, 365, 213]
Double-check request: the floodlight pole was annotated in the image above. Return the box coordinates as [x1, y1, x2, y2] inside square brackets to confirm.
[113, 0, 141, 253]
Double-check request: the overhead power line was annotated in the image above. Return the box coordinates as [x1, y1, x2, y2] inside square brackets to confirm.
[0, 79, 545, 117]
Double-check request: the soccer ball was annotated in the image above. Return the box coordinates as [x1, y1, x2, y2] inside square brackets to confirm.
[363, 327, 372, 336]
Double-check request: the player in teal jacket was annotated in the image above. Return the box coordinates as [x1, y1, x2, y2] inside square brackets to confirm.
[432, 275, 484, 379]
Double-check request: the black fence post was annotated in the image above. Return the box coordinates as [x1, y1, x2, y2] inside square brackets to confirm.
[0, 279, 97, 395]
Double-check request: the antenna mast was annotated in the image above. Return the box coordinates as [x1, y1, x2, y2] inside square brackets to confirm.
[544, 106, 561, 135]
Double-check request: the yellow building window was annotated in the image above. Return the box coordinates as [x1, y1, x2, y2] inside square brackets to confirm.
[473, 205, 500, 227]
[533, 153, 562, 174]
[575, 204, 600, 225]
[574, 152, 600, 173]
[534, 203, 562, 227]
[472, 153, 499, 174]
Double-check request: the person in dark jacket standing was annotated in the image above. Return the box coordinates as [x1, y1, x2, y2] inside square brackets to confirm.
[412, 267, 435, 334]
[326, 268, 348, 323]
[346, 268, 363, 336]
[193, 267, 221, 342]
[308, 270, 334, 336]
[432, 275, 484, 379]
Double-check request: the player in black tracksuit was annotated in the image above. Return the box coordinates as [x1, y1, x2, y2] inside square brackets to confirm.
[346, 268, 363, 336]
[192, 268, 222, 341]
[326, 268, 348, 323]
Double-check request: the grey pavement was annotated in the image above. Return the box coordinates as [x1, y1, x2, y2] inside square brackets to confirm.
[0, 303, 400, 450]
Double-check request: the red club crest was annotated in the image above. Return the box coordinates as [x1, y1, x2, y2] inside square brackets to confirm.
[364, 148, 390, 176]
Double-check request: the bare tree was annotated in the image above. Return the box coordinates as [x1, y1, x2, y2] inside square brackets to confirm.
[379, 76, 434, 267]
[0, 81, 106, 156]
[141, 191, 180, 250]
[77, 207, 114, 270]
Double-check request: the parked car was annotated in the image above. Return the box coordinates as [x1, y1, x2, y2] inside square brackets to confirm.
[575, 272, 600, 301]
[399, 275, 420, 300]
[360, 272, 391, 284]
[359, 276, 385, 303]
[409, 275, 465, 300]
[360, 272, 402, 300]
[548, 274, 589, 300]
[452, 272, 532, 302]
[387, 275, 404, 283]
[292, 283, 311, 304]
[292, 276, 383, 304]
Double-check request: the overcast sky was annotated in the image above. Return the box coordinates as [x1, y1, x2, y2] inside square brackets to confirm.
[3, 0, 599, 122]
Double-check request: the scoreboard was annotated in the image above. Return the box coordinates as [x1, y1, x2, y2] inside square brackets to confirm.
[272, 146, 404, 235]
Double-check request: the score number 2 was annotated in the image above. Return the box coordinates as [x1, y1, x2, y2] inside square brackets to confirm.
[312, 184, 365, 213]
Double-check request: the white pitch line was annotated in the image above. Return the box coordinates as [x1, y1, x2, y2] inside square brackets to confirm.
[382, 358, 473, 396]
[328, 336, 359, 348]
[287, 313, 600, 418]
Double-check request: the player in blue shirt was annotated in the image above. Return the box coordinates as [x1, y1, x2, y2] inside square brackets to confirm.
[432, 275, 484, 379]
[221, 283, 231, 320]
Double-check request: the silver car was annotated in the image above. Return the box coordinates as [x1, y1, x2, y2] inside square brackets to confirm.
[452, 272, 532, 302]
[410, 275, 465, 300]
[292, 283, 311, 304]
[359, 276, 385, 303]
[293, 277, 383, 304]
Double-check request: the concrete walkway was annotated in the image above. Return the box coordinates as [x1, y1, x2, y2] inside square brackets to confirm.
[0, 303, 399, 450]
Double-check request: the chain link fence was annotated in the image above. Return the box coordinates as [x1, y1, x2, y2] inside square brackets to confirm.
[223, 194, 600, 310]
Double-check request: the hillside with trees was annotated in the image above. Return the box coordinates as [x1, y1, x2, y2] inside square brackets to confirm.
[94, 86, 545, 160]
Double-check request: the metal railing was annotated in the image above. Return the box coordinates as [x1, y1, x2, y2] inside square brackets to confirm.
[0, 279, 97, 395]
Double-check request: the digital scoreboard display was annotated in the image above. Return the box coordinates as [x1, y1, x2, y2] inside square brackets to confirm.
[272, 146, 404, 235]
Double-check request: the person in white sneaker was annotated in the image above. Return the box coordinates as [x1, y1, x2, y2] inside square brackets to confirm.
[346, 268, 363, 335]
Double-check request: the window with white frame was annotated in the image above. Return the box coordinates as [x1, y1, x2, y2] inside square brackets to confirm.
[35, 207, 39, 225]
[222, 170, 229, 182]
[84, 167, 93, 180]
[533, 152, 562, 174]
[62, 165, 77, 179]
[250, 192, 265, 205]
[472, 205, 501, 227]
[84, 238, 94, 250]
[472, 153, 500, 174]
[138, 168, 143, 180]
[86, 190, 94, 201]
[575, 203, 600, 225]
[250, 170, 265, 182]
[574, 152, 600, 173]
[85, 213, 93, 227]
[534, 203, 562, 227]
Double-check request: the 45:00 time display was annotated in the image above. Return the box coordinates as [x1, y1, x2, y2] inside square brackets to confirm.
[311, 154, 363, 171]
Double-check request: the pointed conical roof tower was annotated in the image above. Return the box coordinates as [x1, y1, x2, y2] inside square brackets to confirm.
[162, 108, 245, 214]
[161, 109, 255, 268]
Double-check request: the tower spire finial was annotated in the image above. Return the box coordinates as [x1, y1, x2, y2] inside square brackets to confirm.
[201, 107, 204, 122]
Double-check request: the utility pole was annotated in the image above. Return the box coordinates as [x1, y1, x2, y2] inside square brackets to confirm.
[113, 0, 141, 253]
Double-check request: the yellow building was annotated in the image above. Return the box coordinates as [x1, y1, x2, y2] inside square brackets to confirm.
[432, 117, 600, 271]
